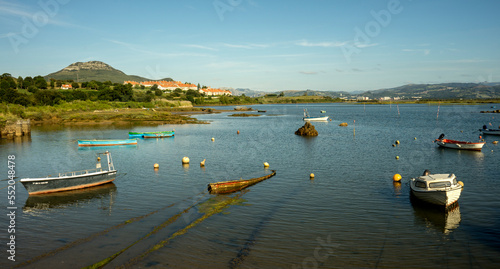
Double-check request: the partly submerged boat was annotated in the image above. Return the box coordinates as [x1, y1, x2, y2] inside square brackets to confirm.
[434, 134, 485, 151]
[129, 131, 175, 138]
[479, 125, 500, 136]
[208, 170, 276, 194]
[142, 132, 174, 138]
[410, 170, 463, 207]
[20, 151, 117, 195]
[303, 109, 328, 121]
[78, 139, 137, 147]
[320, 110, 326, 113]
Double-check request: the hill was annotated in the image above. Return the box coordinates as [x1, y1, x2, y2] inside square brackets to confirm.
[360, 83, 500, 99]
[44, 61, 171, 83]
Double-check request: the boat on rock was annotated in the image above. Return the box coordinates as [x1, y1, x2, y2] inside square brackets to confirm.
[434, 133, 485, 151]
[410, 170, 463, 207]
[208, 170, 276, 194]
[78, 139, 137, 147]
[479, 125, 500, 136]
[20, 151, 117, 195]
[129, 131, 175, 138]
[303, 109, 328, 121]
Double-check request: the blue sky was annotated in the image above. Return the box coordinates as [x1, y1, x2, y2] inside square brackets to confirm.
[1, 0, 499, 92]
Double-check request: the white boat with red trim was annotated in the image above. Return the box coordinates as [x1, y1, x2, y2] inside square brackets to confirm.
[434, 134, 485, 151]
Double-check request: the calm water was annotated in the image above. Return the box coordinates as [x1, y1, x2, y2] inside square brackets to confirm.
[1, 103, 499, 268]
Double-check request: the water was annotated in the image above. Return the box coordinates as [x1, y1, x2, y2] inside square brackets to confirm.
[1, 103, 499, 268]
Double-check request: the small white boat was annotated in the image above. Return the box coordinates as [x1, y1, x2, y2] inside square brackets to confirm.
[480, 125, 500, 136]
[410, 170, 463, 207]
[434, 134, 485, 151]
[303, 109, 328, 121]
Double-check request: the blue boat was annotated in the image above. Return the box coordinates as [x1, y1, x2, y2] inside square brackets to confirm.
[142, 133, 174, 138]
[78, 139, 137, 147]
[128, 131, 175, 138]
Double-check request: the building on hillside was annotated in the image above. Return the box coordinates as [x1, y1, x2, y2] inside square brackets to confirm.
[124, 81, 140, 86]
[199, 88, 232, 96]
[133, 80, 197, 91]
[61, 84, 72, 89]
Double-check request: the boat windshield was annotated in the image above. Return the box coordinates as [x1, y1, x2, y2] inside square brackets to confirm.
[429, 181, 451, 188]
[415, 181, 426, 188]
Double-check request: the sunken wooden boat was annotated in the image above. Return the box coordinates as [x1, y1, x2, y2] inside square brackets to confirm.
[20, 151, 117, 195]
[208, 170, 276, 194]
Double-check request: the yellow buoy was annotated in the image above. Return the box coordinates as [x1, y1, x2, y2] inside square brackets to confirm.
[154, 163, 159, 169]
[310, 173, 315, 179]
[493, 141, 498, 144]
[97, 157, 101, 161]
[182, 157, 190, 164]
[414, 137, 417, 140]
[392, 144, 396, 147]
[200, 159, 206, 166]
[395, 156, 399, 160]
[211, 137, 215, 142]
[395, 140, 400, 145]
[458, 181, 464, 187]
[263, 162, 269, 168]
[393, 174, 402, 182]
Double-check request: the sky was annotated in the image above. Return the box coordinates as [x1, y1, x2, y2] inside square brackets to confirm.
[1, 0, 499, 92]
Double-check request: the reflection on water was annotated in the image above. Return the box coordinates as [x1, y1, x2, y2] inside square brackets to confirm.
[23, 182, 117, 213]
[410, 194, 461, 234]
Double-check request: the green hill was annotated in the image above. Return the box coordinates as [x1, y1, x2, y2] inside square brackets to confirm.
[44, 61, 171, 83]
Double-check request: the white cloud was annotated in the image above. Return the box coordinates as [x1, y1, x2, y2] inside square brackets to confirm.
[296, 40, 348, 47]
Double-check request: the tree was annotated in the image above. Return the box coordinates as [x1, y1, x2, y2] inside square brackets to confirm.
[50, 78, 56, 89]
[71, 82, 79, 89]
[34, 89, 62, 105]
[34, 76, 48, 89]
[17, 76, 24, 89]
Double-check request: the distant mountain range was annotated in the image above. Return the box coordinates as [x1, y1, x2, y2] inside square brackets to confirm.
[44, 61, 172, 83]
[44, 61, 500, 99]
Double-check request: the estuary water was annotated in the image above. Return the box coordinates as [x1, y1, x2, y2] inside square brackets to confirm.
[1, 103, 499, 268]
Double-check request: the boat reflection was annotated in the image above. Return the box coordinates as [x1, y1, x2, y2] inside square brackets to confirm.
[410, 193, 461, 234]
[23, 182, 117, 213]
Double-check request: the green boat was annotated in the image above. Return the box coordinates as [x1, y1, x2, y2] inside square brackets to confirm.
[128, 131, 175, 138]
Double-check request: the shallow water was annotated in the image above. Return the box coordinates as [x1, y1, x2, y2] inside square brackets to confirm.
[1, 103, 499, 268]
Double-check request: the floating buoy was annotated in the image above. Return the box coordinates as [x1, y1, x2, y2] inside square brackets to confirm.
[310, 173, 315, 179]
[458, 181, 464, 187]
[154, 163, 159, 169]
[237, 130, 240, 134]
[395, 156, 399, 160]
[211, 137, 215, 142]
[414, 137, 417, 140]
[182, 157, 190, 164]
[200, 159, 206, 166]
[97, 157, 101, 161]
[392, 144, 396, 147]
[395, 140, 400, 145]
[493, 141, 498, 144]
[393, 174, 402, 182]
[263, 162, 269, 167]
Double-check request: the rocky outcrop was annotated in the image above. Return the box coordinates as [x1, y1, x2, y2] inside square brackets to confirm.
[62, 61, 121, 72]
[295, 121, 318, 136]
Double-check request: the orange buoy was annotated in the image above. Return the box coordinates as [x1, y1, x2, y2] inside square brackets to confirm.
[393, 174, 402, 182]
[237, 130, 240, 134]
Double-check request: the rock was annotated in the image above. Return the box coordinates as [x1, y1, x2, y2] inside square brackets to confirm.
[295, 122, 318, 136]
[339, 122, 348, 127]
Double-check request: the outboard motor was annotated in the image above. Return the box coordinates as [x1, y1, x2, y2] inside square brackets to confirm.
[422, 169, 431, 176]
[438, 133, 445, 140]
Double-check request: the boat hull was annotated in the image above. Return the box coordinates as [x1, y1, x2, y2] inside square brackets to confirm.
[20, 170, 117, 195]
[481, 129, 500, 135]
[208, 170, 276, 194]
[410, 187, 462, 207]
[303, 116, 329, 121]
[78, 139, 137, 147]
[142, 133, 174, 138]
[129, 131, 175, 138]
[436, 139, 485, 151]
